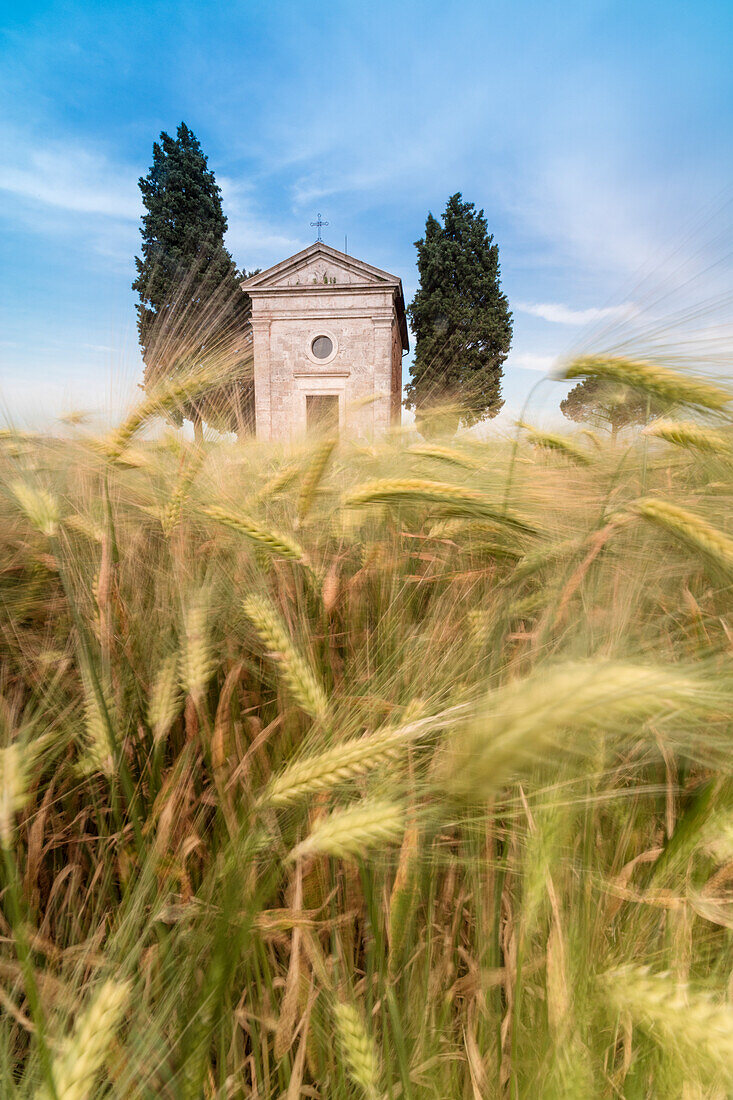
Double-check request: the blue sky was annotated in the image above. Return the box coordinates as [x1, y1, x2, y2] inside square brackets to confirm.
[1, 0, 731, 428]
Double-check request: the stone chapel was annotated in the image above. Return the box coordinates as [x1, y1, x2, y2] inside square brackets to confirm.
[240, 242, 409, 441]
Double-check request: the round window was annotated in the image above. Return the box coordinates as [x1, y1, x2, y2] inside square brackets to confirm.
[311, 335, 333, 360]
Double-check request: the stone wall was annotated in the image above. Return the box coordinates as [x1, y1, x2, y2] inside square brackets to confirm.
[243, 245, 408, 444]
[250, 286, 399, 442]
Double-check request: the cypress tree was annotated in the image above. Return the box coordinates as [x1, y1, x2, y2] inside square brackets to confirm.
[406, 194, 513, 432]
[132, 123, 253, 439]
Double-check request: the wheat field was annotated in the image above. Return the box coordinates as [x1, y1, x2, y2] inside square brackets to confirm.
[1, 357, 733, 1098]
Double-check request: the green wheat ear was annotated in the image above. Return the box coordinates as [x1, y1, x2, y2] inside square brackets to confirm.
[10, 481, 60, 537]
[333, 1000, 384, 1100]
[148, 652, 182, 743]
[37, 977, 131, 1100]
[447, 660, 713, 799]
[289, 799, 404, 862]
[243, 594, 328, 721]
[0, 744, 30, 848]
[263, 711, 440, 807]
[603, 966, 733, 1082]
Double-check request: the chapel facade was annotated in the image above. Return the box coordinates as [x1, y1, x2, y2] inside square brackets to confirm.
[240, 243, 408, 441]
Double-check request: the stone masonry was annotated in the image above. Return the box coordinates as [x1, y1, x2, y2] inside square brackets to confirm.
[240, 243, 409, 442]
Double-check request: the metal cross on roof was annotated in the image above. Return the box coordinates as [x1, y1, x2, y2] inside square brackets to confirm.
[310, 213, 329, 242]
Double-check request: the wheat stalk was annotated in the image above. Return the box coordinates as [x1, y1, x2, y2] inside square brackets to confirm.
[559, 355, 731, 412]
[37, 978, 131, 1100]
[289, 799, 404, 862]
[243, 595, 328, 721]
[630, 498, 733, 578]
[333, 1000, 384, 1100]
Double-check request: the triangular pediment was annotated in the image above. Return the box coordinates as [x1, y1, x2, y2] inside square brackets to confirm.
[241, 243, 400, 291]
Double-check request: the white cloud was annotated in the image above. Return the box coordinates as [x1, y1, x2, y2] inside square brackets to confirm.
[506, 352, 557, 373]
[515, 300, 636, 325]
[0, 134, 141, 220]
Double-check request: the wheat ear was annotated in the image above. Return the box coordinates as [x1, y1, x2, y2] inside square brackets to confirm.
[448, 661, 710, 799]
[630, 498, 733, 578]
[0, 744, 29, 848]
[333, 1000, 383, 1100]
[37, 978, 131, 1100]
[161, 447, 204, 535]
[203, 506, 310, 565]
[344, 478, 531, 529]
[289, 799, 404, 862]
[408, 443, 482, 470]
[148, 652, 182, 743]
[603, 965, 733, 1081]
[10, 482, 60, 537]
[100, 361, 231, 459]
[78, 673, 115, 777]
[243, 595, 328, 721]
[181, 597, 214, 701]
[559, 355, 731, 412]
[520, 427, 593, 466]
[298, 436, 337, 519]
[645, 420, 733, 455]
[264, 720, 430, 807]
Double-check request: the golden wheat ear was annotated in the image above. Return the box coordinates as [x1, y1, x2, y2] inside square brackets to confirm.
[203, 505, 310, 566]
[519, 425, 593, 465]
[558, 355, 732, 413]
[344, 477, 533, 530]
[645, 419, 733, 454]
[297, 436, 337, 520]
[630, 498, 733, 579]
